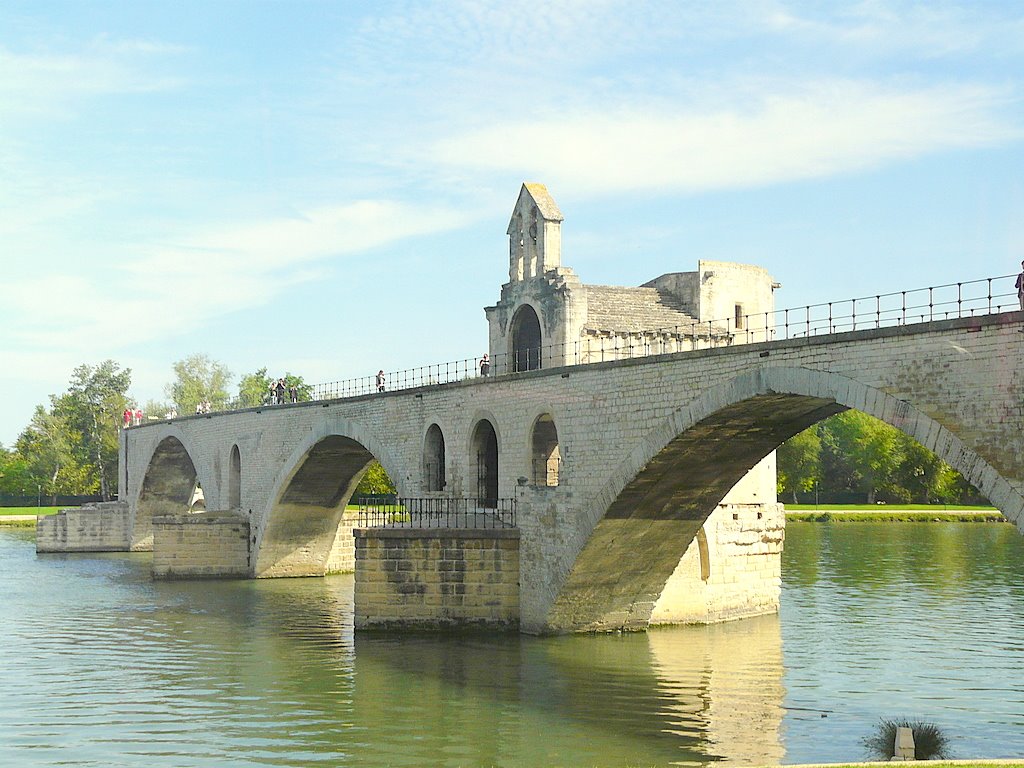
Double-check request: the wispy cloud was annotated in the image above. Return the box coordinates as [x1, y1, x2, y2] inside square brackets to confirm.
[0, 199, 471, 351]
[761, 1, 1024, 58]
[430, 80, 1021, 195]
[0, 40, 182, 118]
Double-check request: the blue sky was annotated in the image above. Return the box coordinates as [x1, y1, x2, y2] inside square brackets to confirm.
[1, 0, 1023, 446]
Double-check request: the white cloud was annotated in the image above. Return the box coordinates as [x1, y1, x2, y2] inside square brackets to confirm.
[0, 42, 181, 118]
[0, 199, 472, 353]
[761, 1, 1024, 58]
[430, 80, 1021, 195]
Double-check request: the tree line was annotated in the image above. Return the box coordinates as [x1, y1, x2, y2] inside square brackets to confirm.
[777, 410, 986, 505]
[0, 355, 316, 500]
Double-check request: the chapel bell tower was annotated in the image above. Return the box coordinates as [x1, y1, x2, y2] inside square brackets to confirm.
[507, 183, 563, 282]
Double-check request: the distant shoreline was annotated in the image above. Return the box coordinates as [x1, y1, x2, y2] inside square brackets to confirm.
[786, 506, 1004, 523]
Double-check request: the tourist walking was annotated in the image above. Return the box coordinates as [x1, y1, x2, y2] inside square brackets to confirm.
[289, 383, 298, 403]
[133, 407, 143, 426]
[479, 353, 490, 377]
[275, 378, 286, 405]
[122, 408, 132, 429]
[376, 370, 386, 392]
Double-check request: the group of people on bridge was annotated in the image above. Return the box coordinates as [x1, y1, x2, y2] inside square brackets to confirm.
[121, 408, 143, 428]
[269, 378, 299, 405]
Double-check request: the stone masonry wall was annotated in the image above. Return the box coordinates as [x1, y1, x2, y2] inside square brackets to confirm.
[651, 502, 784, 625]
[325, 509, 360, 574]
[36, 502, 131, 553]
[152, 511, 250, 579]
[354, 528, 520, 630]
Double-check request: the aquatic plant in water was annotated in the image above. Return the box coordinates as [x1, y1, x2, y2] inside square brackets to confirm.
[863, 718, 951, 760]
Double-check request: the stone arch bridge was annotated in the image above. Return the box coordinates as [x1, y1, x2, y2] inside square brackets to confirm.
[120, 312, 1024, 634]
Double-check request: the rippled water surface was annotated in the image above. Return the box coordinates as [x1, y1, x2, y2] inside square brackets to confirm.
[2, 522, 1023, 766]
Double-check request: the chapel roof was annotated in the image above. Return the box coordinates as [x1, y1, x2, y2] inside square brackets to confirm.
[582, 284, 719, 335]
[521, 183, 563, 222]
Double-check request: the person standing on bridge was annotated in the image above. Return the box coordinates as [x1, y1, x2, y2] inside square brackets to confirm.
[1016, 260, 1024, 311]
[376, 370, 386, 392]
[479, 353, 490, 377]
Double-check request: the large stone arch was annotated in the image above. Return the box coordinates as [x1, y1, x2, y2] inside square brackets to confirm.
[545, 366, 1024, 633]
[132, 433, 209, 551]
[254, 419, 403, 578]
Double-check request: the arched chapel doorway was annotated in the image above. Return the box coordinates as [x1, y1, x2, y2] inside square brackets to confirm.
[510, 305, 542, 372]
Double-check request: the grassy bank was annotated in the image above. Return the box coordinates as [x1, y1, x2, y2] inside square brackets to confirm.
[786, 505, 1004, 523]
[0, 507, 66, 516]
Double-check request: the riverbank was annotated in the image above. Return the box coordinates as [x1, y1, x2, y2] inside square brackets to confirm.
[0, 507, 64, 527]
[785, 504, 1004, 522]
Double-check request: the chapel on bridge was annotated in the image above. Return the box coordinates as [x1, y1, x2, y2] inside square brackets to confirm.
[485, 183, 780, 374]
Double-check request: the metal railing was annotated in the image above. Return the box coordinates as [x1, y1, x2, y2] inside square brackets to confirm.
[133, 272, 1019, 423]
[357, 497, 517, 529]
[310, 273, 1018, 398]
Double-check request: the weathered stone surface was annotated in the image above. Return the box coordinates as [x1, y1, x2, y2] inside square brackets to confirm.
[36, 501, 130, 553]
[152, 511, 250, 579]
[353, 528, 520, 631]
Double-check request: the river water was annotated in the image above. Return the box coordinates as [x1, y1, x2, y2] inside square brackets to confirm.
[1, 522, 1022, 767]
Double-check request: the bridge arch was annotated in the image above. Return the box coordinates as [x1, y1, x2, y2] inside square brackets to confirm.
[133, 433, 210, 551]
[545, 365, 1024, 633]
[255, 419, 403, 578]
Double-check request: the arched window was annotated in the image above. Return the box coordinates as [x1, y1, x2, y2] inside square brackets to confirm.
[531, 414, 560, 487]
[423, 424, 446, 492]
[510, 304, 542, 372]
[471, 419, 499, 508]
[228, 444, 241, 509]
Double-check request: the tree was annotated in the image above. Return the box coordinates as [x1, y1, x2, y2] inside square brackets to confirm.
[15, 404, 88, 496]
[238, 369, 314, 407]
[354, 461, 396, 497]
[237, 367, 273, 407]
[779, 409, 988, 505]
[777, 426, 821, 504]
[56, 361, 132, 500]
[0, 444, 34, 494]
[166, 354, 232, 414]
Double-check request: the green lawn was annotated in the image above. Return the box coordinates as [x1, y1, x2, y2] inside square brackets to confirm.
[786, 503, 996, 510]
[787, 510, 1005, 523]
[0, 506, 68, 516]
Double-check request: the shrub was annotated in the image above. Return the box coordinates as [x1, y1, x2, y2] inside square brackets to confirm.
[863, 718, 951, 760]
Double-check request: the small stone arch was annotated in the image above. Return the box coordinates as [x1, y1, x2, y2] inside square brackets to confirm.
[228, 444, 241, 509]
[530, 413, 561, 487]
[134, 435, 203, 551]
[256, 421, 402, 578]
[510, 304, 542, 372]
[471, 418, 499, 507]
[423, 423, 446, 492]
